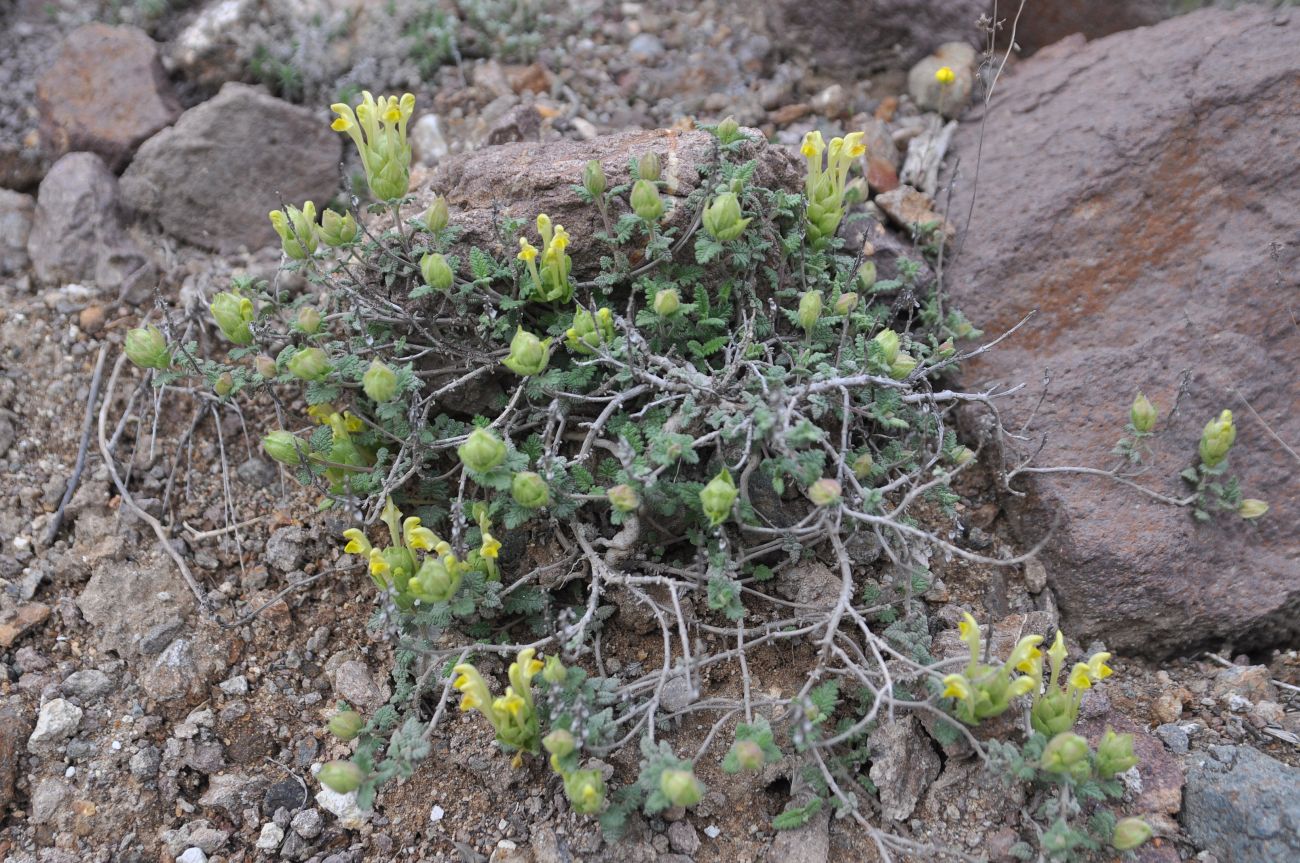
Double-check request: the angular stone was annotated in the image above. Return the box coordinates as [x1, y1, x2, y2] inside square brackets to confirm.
[0, 602, 49, 648]
[28, 697, 83, 751]
[869, 715, 941, 822]
[874, 185, 954, 240]
[77, 556, 195, 657]
[946, 8, 1300, 655]
[1184, 745, 1300, 863]
[35, 24, 180, 171]
[121, 83, 341, 253]
[0, 189, 34, 276]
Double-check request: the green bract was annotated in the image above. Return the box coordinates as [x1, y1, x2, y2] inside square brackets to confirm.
[502, 328, 551, 376]
[458, 428, 507, 473]
[124, 326, 170, 370]
[702, 192, 750, 242]
[363, 359, 399, 402]
[287, 347, 330, 381]
[700, 468, 737, 527]
[210, 290, 255, 345]
[421, 252, 454, 292]
[511, 471, 550, 509]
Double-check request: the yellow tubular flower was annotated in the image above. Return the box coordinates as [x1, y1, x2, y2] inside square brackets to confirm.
[452, 665, 497, 726]
[1086, 652, 1114, 682]
[517, 238, 538, 262]
[1008, 676, 1038, 698]
[368, 548, 390, 577]
[844, 131, 866, 159]
[480, 532, 501, 559]
[342, 412, 365, 434]
[402, 516, 438, 551]
[1046, 630, 1068, 685]
[942, 674, 972, 701]
[508, 648, 544, 712]
[342, 528, 371, 557]
[380, 496, 403, 546]
[957, 612, 981, 667]
[1008, 635, 1044, 675]
[1067, 663, 1093, 691]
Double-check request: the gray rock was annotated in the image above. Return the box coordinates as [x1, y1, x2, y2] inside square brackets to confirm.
[256, 822, 284, 850]
[290, 807, 323, 839]
[77, 556, 194, 657]
[667, 819, 699, 855]
[27, 697, 82, 751]
[764, 802, 829, 863]
[218, 674, 249, 695]
[121, 82, 341, 253]
[332, 660, 388, 711]
[60, 668, 113, 701]
[177, 849, 207, 863]
[198, 771, 269, 816]
[130, 743, 161, 779]
[263, 777, 309, 815]
[27, 152, 146, 289]
[315, 786, 369, 829]
[0, 189, 34, 276]
[869, 715, 941, 822]
[907, 42, 977, 118]
[184, 740, 227, 773]
[1155, 723, 1189, 755]
[1184, 745, 1300, 863]
[29, 776, 70, 824]
[628, 33, 665, 59]
[265, 526, 306, 573]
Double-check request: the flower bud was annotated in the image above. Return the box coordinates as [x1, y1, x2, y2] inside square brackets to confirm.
[798, 290, 823, 334]
[702, 192, 750, 242]
[458, 428, 507, 473]
[1030, 690, 1077, 737]
[631, 179, 664, 222]
[542, 655, 568, 685]
[328, 710, 364, 741]
[1096, 728, 1138, 778]
[262, 430, 303, 465]
[254, 355, 278, 378]
[807, 478, 842, 506]
[214, 372, 234, 397]
[834, 292, 859, 316]
[638, 152, 661, 182]
[543, 729, 576, 759]
[124, 326, 171, 370]
[511, 471, 550, 509]
[607, 484, 639, 512]
[210, 291, 255, 345]
[423, 195, 449, 233]
[362, 359, 398, 402]
[1040, 732, 1090, 779]
[420, 252, 454, 292]
[319, 209, 358, 246]
[1199, 409, 1235, 468]
[318, 760, 365, 794]
[857, 260, 877, 290]
[659, 768, 703, 808]
[935, 65, 956, 86]
[1112, 818, 1153, 851]
[565, 307, 616, 354]
[872, 328, 900, 364]
[852, 452, 874, 479]
[269, 202, 319, 259]
[1130, 392, 1157, 433]
[288, 347, 331, 381]
[889, 352, 918, 380]
[952, 446, 975, 466]
[700, 468, 737, 527]
[1238, 498, 1269, 519]
[716, 116, 741, 144]
[563, 768, 606, 815]
[502, 327, 551, 377]
[583, 160, 606, 197]
[731, 739, 764, 771]
[653, 288, 680, 317]
[297, 305, 322, 335]
[937, 339, 955, 358]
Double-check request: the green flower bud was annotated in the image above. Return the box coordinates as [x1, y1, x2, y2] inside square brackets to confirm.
[631, 178, 664, 222]
[563, 768, 606, 815]
[1199, 409, 1235, 468]
[607, 484, 639, 512]
[542, 655, 568, 685]
[659, 767, 703, 808]
[543, 729, 576, 760]
[1238, 498, 1269, 519]
[262, 430, 304, 465]
[1112, 818, 1153, 851]
[328, 710, 364, 741]
[638, 152, 661, 182]
[319, 209, 358, 246]
[318, 760, 365, 794]
[410, 555, 460, 603]
[124, 325, 171, 370]
[872, 328, 900, 364]
[715, 116, 741, 145]
[1096, 728, 1138, 779]
[807, 478, 841, 506]
[420, 252, 454, 292]
[952, 446, 975, 466]
[653, 288, 680, 317]
[1030, 690, 1078, 737]
[214, 372, 234, 397]
[937, 338, 955, 358]
[565, 307, 616, 355]
[287, 347, 331, 381]
[210, 291, 255, 345]
[852, 452, 874, 479]
[702, 192, 751, 242]
[730, 739, 764, 771]
[857, 260, 877, 290]
[834, 292, 859, 315]
[254, 355, 278, 378]
[297, 305, 322, 335]
[458, 428, 507, 473]
[501, 327, 551, 376]
[362, 359, 398, 402]
[1130, 393, 1157, 433]
[1040, 732, 1090, 779]
[511, 471, 550, 509]
[889, 351, 918, 380]
[583, 160, 606, 198]
[798, 290, 823, 334]
[423, 195, 449, 233]
[700, 468, 737, 527]
[269, 201, 319, 259]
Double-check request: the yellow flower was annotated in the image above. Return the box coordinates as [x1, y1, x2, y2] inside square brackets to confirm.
[452, 665, 495, 720]
[800, 130, 825, 159]
[331, 115, 354, 132]
[517, 238, 538, 262]
[480, 532, 501, 559]
[342, 528, 371, 556]
[368, 548, 390, 577]
[1067, 663, 1093, 691]
[935, 66, 956, 86]
[496, 690, 527, 718]
[942, 674, 972, 701]
[341, 412, 365, 434]
[1008, 675, 1038, 698]
[550, 225, 570, 253]
[1086, 652, 1114, 682]
[843, 131, 866, 159]
[1008, 635, 1044, 674]
[403, 516, 438, 551]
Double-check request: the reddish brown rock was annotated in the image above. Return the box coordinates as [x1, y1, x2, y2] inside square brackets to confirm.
[875, 185, 954, 240]
[946, 8, 1300, 655]
[35, 24, 180, 172]
[0, 701, 31, 814]
[1013, 0, 1173, 56]
[0, 602, 50, 648]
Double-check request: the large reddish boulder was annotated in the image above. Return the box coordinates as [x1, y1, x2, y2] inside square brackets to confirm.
[945, 8, 1299, 656]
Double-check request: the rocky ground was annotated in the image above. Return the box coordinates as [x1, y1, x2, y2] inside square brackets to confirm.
[1, 1, 1298, 862]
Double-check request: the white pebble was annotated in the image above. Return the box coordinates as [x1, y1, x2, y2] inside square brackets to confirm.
[430, 805, 445, 823]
